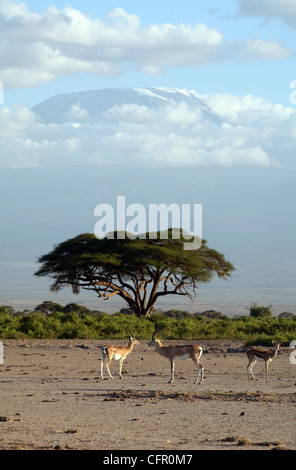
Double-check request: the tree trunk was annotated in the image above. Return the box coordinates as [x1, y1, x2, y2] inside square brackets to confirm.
[132, 305, 154, 318]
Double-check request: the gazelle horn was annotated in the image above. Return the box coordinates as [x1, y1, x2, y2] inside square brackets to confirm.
[152, 326, 167, 340]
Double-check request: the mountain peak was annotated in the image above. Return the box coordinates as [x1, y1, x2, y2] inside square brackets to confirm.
[32, 87, 220, 124]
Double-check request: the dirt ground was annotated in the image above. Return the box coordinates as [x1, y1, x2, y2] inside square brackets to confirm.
[0, 339, 295, 451]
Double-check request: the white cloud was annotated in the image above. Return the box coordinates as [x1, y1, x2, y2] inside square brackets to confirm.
[0, 93, 295, 168]
[0, 1, 292, 89]
[0, 1, 224, 89]
[65, 103, 90, 122]
[238, 38, 291, 60]
[199, 93, 295, 123]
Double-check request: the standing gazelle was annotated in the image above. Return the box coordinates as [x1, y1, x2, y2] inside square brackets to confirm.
[247, 341, 280, 382]
[99, 331, 139, 379]
[148, 327, 204, 384]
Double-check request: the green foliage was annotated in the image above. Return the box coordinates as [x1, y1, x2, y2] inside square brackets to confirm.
[34, 231, 235, 318]
[0, 304, 295, 344]
[0, 306, 13, 315]
[34, 301, 65, 315]
[246, 302, 273, 318]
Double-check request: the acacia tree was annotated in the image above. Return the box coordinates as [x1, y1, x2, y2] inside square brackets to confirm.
[35, 231, 235, 318]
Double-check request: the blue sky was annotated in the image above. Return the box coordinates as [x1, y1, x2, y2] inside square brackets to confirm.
[1, 0, 296, 108]
[1, 0, 296, 169]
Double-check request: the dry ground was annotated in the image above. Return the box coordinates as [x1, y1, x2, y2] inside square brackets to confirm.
[0, 339, 295, 450]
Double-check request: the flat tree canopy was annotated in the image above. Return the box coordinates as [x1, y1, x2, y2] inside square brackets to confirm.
[35, 231, 235, 318]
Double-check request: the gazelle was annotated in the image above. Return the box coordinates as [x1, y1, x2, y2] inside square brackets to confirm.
[247, 341, 280, 382]
[99, 331, 139, 379]
[148, 327, 204, 384]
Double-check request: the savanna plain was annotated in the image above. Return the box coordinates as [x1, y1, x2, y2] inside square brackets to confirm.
[0, 338, 295, 451]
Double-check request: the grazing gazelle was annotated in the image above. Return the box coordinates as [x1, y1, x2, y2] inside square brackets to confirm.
[148, 327, 204, 384]
[247, 341, 280, 382]
[99, 331, 139, 379]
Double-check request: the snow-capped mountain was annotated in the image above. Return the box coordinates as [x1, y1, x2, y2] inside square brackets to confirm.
[32, 87, 221, 124]
[1, 87, 295, 313]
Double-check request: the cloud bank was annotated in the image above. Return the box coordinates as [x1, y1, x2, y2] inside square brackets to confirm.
[0, 1, 223, 88]
[0, 0, 292, 88]
[0, 90, 295, 168]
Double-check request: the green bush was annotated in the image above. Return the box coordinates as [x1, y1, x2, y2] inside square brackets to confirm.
[0, 304, 295, 344]
[247, 302, 273, 318]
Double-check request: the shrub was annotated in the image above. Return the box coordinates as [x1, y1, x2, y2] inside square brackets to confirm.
[0, 304, 295, 342]
[247, 302, 273, 318]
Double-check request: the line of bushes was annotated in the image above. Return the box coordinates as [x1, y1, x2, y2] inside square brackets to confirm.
[0, 302, 295, 345]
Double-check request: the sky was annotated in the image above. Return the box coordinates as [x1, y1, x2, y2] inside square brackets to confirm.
[1, 0, 296, 108]
[1, 0, 296, 169]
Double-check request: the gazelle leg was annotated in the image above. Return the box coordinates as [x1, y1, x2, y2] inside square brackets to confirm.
[193, 355, 204, 384]
[101, 358, 104, 379]
[194, 365, 200, 384]
[106, 366, 113, 379]
[100, 348, 107, 379]
[119, 358, 123, 379]
[169, 360, 175, 383]
[248, 360, 256, 381]
[251, 361, 256, 381]
[195, 362, 204, 384]
[106, 358, 113, 379]
[248, 363, 253, 380]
